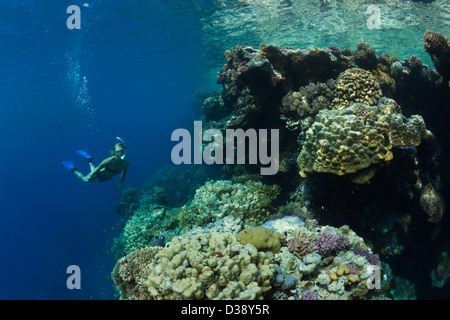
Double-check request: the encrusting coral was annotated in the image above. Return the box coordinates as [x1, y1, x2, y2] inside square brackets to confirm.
[237, 226, 285, 253]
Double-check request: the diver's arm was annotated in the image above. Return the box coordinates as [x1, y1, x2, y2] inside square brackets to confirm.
[116, 161, 129, 188]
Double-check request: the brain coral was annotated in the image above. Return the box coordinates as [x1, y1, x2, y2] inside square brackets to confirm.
[298, 97, 430, 176]
[112, 231, 277, 300]
[330, 67, 382, 109]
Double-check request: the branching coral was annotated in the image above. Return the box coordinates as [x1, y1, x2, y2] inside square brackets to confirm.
[287, 227, 349, 258]
[112, 246, 162, 300]
[280, 80, 336, 131]
[316, 230, 350, 257]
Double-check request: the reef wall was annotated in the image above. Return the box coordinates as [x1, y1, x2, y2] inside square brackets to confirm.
[111, 31, 450, 299]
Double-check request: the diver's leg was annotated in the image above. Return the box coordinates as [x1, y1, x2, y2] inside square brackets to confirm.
[73, 170, 89, 182]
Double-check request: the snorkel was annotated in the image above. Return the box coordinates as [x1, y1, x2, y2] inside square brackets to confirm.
[115, 137, 127, 160]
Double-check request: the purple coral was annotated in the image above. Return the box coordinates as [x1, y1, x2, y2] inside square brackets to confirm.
[301, 290, 318, 300]
[353, 246, 380, 266]
[328, 45, 340, 56]
[409, 55, 423, 69]
[346, 263, 358, 275]
[287, 236, 318, 256]
[316, 231, 350, 257]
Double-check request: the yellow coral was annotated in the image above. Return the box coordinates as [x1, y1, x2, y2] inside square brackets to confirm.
[113, 231, 277, 300]
[237, 226, 285, 253]
[420, 183, 445, 223]
[298, 98, 430, 176]
[331, 68, 382, 109]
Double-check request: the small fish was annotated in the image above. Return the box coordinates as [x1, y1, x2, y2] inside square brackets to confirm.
[153, 206, 163, 210]
[186, 178, 190, 183]
[194, 216, 202, 221]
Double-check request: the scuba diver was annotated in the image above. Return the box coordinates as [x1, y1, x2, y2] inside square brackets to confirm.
[63, 139, 129, 188]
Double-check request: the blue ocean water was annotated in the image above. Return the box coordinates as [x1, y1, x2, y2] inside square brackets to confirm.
[0, 0, 215, 299]
[1, 0, 449, 300]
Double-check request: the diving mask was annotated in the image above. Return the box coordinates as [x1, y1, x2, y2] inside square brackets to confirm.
[116, 148, 126, 160]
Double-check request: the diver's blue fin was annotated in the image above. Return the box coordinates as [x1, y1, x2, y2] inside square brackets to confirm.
[63, 161, 76, 172]
[76, 150, 92, 162]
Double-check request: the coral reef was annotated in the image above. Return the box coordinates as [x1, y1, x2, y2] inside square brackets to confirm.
[180, 180, 280, 226]
[111, 34, 450, 299]
[111, 179, 280, 258]
[119, 205, 170, 255]
[142, 165, 221, 208]
[115, 188, 139, 219]
[112, 246, 162, 300]
[113, 212, 391, 300]
[264, 215, 389, 300]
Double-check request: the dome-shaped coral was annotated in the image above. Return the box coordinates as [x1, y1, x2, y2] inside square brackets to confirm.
[420, 183, 445, 223]
[298, 98, 430, 177]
